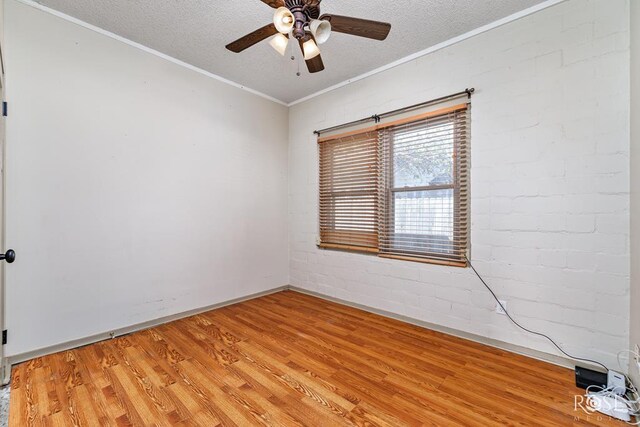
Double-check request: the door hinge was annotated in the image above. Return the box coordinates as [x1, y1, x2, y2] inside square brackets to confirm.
[2, 102, 7, 117]
[2, 330, 6, 345]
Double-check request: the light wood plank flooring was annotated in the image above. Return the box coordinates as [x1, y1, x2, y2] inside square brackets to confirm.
[9, 290, 623, 426]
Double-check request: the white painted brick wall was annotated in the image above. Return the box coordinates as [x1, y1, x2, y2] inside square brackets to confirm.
[288, 0, 630, 369]
[630, 0, 640, 387]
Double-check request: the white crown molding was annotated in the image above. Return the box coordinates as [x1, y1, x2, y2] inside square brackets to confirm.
[13, 0, 289, 106]
[287, 0, 567, 107]
[14, 0, 566, 108]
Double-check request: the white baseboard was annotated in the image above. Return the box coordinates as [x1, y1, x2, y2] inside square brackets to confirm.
[7, 286, 289, 365]
[287, 286, 579, 371]
[8, 284, 583, 374]
[1, 358, 10, 386]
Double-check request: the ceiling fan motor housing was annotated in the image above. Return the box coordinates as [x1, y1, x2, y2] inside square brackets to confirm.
[285, 0, 320, 39]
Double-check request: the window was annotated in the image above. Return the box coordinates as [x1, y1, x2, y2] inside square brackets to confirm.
[318, 103, 469, 266]
[319, 131, 379, 251]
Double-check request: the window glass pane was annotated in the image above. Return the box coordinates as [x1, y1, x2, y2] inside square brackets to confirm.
[393, 122, 454, 188]
[392, 189, 454, 254]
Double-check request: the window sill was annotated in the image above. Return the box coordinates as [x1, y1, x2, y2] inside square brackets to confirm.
[317, 243, 467, 268]
[379, 254, 467, 268]
[317, 243, 379, 254]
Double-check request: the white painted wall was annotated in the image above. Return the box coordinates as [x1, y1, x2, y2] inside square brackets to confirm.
[289, 0, 631, 369]
[0, 0, 6, 373]
[2, 0, 633, 372]
[3, 0, 289, 357]
[630, 0, 640, 386]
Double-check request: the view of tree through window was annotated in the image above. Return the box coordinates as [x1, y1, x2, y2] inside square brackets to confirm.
[392, 123, 454, 188]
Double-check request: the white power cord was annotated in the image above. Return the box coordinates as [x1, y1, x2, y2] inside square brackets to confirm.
[465, 255, 640, 423]
[585, 383, 639, 424]
[466, 256, 610, 371]
[619, 349, 640, 377]
[584, 350, 640, 424]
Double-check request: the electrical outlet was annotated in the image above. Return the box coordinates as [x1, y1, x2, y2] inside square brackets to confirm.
[496, 300, 507, 315]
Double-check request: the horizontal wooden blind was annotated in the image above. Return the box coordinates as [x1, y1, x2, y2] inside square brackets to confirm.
[319, 131, 379, 251]
[317, 102, 469, 266]
[379, 105, 469, 265]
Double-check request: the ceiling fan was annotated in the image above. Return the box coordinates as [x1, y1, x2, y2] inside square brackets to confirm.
[225, 0, 392, 74]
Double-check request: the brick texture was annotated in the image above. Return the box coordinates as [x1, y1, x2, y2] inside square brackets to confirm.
[288, 0, 631, 369]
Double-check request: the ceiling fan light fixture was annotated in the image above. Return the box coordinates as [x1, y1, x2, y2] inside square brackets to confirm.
[310, 19, 331, 44]
[225, 0, 393, 75]
[274, 7, 295, 34]
[303, 38, 321, 60]
[269, 33, 289, 56]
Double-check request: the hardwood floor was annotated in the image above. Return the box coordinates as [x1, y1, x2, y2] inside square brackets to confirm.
[9, 290, 623, 426]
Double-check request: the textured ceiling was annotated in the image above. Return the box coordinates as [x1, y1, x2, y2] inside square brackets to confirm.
[34, 0, 546, 103]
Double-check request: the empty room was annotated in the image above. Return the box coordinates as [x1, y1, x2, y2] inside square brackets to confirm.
[0, 0, 638, 425]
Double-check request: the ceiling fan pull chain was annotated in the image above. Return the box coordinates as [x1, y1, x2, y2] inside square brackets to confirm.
[288, 36, 301, 77]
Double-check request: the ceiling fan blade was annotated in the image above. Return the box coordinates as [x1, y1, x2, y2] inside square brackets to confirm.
[305, 53, 325, 73]
[259, 0, 285, 8]
[298, 38, 325, 73]
[320, 14, 391, 41]
[226, 23, 279, 53]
